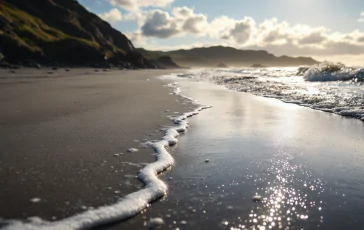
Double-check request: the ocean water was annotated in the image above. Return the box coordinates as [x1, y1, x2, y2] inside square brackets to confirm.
[177, 62, 364, 121]
[118, 74, 364, 230]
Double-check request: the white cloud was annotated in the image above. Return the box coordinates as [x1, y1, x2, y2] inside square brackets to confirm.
[172, 6, 194, 18]
[138, 0, 174, 8]
[109, 0, 137, 12]
[139, 7, 209, 38]
[114, 5, 364, 61]
[297, 29, 327, 45]
[173, 7, 208, 34]
[109, 0, 174, 12]
[220, 17, 255, 44]
[182, 16, 207, 34]
[140, 10, 179, 38]
[253, 19, 329, 49]
[98, 8, 123, 23]
[359, 12, 364, 22]
[256, 18, 290, 45]
[133, 41, 221, 51]
[208, 16, 235, 37]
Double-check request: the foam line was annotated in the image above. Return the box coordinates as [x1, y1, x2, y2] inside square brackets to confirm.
[2, 101, 211, 229]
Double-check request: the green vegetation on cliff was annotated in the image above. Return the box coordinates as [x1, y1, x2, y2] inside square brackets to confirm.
[0, 0, 154, 67]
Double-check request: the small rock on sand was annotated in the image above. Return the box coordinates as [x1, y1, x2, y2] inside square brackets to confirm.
[252, 195, 262, 202]
[205, 159, 210, 163]
[30, 197, 41, 203]
[148, 218, 164, 229]
[127, 148, 139, 153]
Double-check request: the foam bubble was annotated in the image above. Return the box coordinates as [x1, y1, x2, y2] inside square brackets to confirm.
[127, 148, 138, 153]
[252, 195, 262, 202]
[148, 218, 164, 228]
[30, 198, 41, 203]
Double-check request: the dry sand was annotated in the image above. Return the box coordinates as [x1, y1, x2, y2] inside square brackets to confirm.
[0, 68, 194, 221]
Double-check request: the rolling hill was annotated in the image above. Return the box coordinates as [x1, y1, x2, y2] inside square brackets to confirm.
[138, 46, 319, 67]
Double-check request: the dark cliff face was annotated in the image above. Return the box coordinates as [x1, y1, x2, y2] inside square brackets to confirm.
[0, 0, 155, 67]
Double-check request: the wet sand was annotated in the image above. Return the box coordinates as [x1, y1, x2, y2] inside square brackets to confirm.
[117, 77, 364, 229]
[0, 68, 195, 221]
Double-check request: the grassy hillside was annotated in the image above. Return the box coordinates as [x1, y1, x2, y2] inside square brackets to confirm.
[0, 0, 154, 68]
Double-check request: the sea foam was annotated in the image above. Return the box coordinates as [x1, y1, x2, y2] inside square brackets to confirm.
[299, 62, 364, 82]
[1, 82, 211, 230]
[176, 66, 364, 122]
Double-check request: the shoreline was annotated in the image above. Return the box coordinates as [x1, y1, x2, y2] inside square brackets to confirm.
[117, 75, 364, 230]
[2, 68, 364, 229]
[0, 69, 204, 227]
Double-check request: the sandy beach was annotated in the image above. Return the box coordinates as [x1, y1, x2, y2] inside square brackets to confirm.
[0, 68, 195, 221]
[1, 68, 364, 230]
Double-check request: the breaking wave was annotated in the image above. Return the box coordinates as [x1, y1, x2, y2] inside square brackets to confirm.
[298, 62, 364, 82]
[177, 64, 364, 121]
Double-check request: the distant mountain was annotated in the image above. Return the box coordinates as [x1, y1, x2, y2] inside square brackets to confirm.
[217, 63, 228, 68]
[0, 0, 178, 68]
[137, 49, 179, 69]
[139, 46, 319, 67]
[251, 64, 266, 68]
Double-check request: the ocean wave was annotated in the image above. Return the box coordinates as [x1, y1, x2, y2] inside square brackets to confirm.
[298, 62, 364, 82]
[1, 84, 211, 230]
[177, 68, 364, 122]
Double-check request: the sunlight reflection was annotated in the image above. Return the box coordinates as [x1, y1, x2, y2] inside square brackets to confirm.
[236, 154, 325, 229]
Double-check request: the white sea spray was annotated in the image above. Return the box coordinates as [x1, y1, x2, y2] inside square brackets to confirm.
[176, 64, 364, 121]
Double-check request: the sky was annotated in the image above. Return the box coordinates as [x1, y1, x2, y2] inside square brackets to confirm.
[79, 0, 364, 65]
